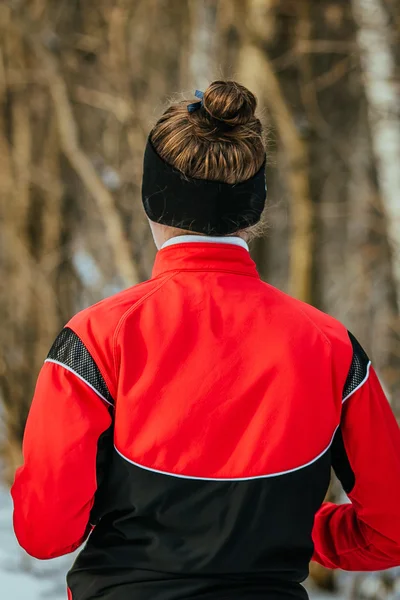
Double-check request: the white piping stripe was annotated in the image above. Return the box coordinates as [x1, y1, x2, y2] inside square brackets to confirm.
[161, 235, 249, 252]
[114, 426, 339, 482]
[44, 358, 114, 407]
[342, 361, 372, 404]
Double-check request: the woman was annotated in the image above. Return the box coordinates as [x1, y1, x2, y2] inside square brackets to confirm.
[12, 81, 400, 600]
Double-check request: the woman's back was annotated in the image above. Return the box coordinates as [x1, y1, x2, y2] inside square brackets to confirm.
[65, 239, 346, 599]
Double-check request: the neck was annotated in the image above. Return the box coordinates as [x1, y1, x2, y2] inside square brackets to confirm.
[148, 220, 249, 250]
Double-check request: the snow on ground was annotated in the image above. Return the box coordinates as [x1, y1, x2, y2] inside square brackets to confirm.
[1, 484, 341, 599]
[0, 485, 72, 599]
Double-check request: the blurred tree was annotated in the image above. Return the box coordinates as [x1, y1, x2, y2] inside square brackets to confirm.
[0, 2, 79, 483]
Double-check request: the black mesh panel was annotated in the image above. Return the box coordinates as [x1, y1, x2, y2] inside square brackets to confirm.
[47, 327, 114, 405]
[342, 332, 370, 401]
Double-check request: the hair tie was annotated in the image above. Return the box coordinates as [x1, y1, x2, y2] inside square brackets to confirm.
[187, 90, 204, 114]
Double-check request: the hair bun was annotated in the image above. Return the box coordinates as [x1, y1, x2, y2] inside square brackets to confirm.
[202, 80, 257, 128]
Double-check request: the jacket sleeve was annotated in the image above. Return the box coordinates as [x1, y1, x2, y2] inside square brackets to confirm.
[312, 333, 400, 571]
[11, 325, 114, 560]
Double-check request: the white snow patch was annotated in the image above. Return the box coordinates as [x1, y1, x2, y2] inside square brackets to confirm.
[0, 485, 73, 599]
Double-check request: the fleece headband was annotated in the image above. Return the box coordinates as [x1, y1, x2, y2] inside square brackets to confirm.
[142, 138, 267, 236]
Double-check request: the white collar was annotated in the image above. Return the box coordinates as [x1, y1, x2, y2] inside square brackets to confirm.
[161, 235, 249, 252]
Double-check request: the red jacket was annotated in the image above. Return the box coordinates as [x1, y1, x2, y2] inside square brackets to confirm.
[12, 239, 400, 600]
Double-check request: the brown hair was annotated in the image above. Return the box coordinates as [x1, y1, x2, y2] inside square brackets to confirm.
[150, 80, 265, 186]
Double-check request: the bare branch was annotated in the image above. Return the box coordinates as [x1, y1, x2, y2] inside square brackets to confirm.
[74, 85, 134, 123]
[297, 40, 358, 53]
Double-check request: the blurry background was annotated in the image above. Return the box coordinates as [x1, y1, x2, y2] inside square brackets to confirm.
[0, 0, 399, 598]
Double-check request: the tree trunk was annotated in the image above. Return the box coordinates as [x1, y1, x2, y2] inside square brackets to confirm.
[352, 0, 400, 313]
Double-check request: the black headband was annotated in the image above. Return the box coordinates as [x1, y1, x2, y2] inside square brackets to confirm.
[142, 138, 267, 236]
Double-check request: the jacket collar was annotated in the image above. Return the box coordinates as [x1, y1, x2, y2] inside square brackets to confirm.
[152, 239, 259, 279]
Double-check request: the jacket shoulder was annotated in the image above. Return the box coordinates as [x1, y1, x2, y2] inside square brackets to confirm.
[264, 284, 353, 385]
[292, 296, 350, 349]
[265, 283, 350, 346]
[68, 277, 162, 334]
[59, 277, 165, 397]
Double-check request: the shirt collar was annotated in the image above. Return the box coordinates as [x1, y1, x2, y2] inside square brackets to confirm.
[161, 235, 249, 252]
